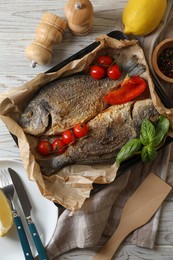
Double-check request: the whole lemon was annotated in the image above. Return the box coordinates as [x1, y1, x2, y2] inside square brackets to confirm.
[122, 0, 167, 36]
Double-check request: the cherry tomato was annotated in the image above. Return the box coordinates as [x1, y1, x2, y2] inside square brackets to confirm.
[90, 65, 105, 80]
[62, 129, 76, 145]
[37, 140, 51, 155]
[51, 138, 66, 155]
[97, 55, 113, 68]
[73, 123, 89, 138]
[107, 64, 121, 80]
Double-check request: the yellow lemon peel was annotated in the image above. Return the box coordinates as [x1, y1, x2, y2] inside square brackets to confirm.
[122, 0, 167, 36]
[0, 189, 13, 237]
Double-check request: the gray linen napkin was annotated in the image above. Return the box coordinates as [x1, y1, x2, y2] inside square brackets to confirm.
[45, 1, 173, 258]
[45, 147, 171, 259]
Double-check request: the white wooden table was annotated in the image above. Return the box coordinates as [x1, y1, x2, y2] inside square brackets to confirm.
[0, 1, 173, 259]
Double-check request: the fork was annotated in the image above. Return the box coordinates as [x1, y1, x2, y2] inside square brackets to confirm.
[0, 169, 34, 260]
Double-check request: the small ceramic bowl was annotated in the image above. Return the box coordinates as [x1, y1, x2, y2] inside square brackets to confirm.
[152, 38, 173, 83]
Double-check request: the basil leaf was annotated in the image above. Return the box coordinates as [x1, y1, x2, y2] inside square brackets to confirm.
[116, 138, 142, 166]
[141, 145, 157, 162]
[153, 115, 170, 147]
[140, 119, 156, 145]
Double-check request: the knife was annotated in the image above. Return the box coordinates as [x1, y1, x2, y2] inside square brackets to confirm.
[8, 168, 49, 260]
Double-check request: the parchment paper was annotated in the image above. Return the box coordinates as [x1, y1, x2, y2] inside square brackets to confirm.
[0, 35, 173, 212]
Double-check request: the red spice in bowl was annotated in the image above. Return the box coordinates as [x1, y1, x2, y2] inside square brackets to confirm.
[152, 38, 173, 83]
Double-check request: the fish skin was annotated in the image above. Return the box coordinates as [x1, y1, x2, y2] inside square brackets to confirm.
[38, 99, 159, 176]
[19, 56, 146, 136]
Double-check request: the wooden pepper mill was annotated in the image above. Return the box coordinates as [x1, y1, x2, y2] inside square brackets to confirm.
[25, 13, 67, 67]
[65, 0, 93, 36]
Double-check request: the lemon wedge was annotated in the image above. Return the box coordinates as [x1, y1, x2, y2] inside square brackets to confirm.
[0, 189, 13, 237]
[122, 0, 167, 36]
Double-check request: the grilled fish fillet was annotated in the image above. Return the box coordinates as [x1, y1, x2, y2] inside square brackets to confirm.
[38, 99, 158, 176]
[19, 56, 146, 136]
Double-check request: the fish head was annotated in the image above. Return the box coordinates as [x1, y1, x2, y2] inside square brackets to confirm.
[19, 104, 49, 136]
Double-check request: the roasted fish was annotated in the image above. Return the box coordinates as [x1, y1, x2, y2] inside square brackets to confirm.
[39, 99, 159, 176]
[19, 56, 146, 136]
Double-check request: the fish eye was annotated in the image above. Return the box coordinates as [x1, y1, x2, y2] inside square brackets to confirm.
[25, 110, 33, 118]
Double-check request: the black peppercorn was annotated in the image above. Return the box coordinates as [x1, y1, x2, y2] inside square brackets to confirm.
[158, 47, 173, 78]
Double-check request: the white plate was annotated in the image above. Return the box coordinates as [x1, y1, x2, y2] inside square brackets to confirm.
[0, 159, 58, 260]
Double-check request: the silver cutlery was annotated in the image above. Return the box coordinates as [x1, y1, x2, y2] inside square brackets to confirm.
[8, 168, 49, 260]
[0, 169, 33, 260]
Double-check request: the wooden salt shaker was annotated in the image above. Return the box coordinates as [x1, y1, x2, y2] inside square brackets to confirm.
[25, 13, 67, 67]
[65, 0, 93, 36]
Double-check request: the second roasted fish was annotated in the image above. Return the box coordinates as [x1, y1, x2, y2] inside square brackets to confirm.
[38, 99, 159, 176]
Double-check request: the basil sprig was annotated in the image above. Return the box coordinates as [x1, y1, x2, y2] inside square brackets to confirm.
[116, 115, 170, 166]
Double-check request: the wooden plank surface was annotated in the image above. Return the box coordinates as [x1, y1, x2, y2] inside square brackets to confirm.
[0, 0, 173, 259]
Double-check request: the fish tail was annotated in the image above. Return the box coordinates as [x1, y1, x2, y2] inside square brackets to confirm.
[122, 55, 146, 77]
[39, 155, 70, 176]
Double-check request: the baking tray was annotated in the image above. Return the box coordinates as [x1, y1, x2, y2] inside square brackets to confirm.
[46, 30, 173, 180]
[11, 30, 173, 196]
